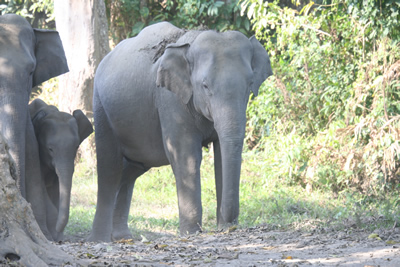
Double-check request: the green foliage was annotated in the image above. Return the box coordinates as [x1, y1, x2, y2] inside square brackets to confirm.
[0, 0, 54, 28]
[106, 0, 252, 45]
[242, 0, 400, 194]
[105, 0, 166, 43]
[163, 0, 251, 34]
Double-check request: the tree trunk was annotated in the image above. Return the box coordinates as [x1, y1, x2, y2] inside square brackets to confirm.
[54, 0, 110, 116]
[54, 0, 110, 162]
[0, 134, 75, 266]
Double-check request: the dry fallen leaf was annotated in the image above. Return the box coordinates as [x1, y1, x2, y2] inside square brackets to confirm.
[368, 233, 381, 240]
[204, 257, 213, 263]
[140, 235, 149, 243]
[386, 240, 398, 245]
[85, 252, 96, 259]
[282, 254, 293, 259]
[262, 246, 276, 250]
[228, 225, 237, 233]
[217, 253, 239, 260]
[116, 239, 134, 245]
[154, 244, 168, 250]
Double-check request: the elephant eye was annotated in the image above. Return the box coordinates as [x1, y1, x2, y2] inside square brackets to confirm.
[202, 80, 212, 95]
[48, 147, 53, 153]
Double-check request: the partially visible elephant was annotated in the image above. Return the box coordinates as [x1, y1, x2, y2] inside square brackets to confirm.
[89, 22, 273, 242]
[29, 98, 93, 241]
[0, 14, 69, 240]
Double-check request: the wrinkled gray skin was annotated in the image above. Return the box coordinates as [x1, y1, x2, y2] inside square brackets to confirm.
[0, 14, 68, 240]
[89, 22, 273, 242]
[29, 98, 93, 241]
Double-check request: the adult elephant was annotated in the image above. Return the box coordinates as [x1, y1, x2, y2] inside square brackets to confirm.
[0, 14, 68, 240]
[89, 22, 272, 242]
[29, 98, 93, 241]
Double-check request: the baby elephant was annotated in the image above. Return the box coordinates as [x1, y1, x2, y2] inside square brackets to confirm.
[29, 98, 93, 241]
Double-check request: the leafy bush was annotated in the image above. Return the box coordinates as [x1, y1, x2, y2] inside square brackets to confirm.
[242, 0, 400, 194]
[106, 0, 252, 45]
[0, 0, 54, 28]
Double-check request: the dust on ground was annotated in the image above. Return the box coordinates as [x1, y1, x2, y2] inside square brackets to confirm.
[60, 224, 400, 266]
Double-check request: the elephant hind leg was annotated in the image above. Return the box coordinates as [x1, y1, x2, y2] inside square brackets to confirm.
[112, 159, 147, 241]
[88, 91, 123, 242]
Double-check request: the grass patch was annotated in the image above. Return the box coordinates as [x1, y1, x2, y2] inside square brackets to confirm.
[66, 149, 400, 239]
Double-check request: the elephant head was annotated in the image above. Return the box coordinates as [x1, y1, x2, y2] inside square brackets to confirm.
[0, 14, 69, 186]
[157, 31, 273, 229]
[29, 98, 93, 238]
[0, 14, 68, 239]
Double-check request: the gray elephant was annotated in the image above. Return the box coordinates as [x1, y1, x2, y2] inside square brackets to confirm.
[0, 14, 68, 240]
[29, 98, 93, 241]
[89, 22, 273, 242]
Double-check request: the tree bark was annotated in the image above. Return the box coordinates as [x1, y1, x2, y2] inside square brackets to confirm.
[0, 134, 75, 266]
[54, 0, 110, 162]
[54, 0, 110, 117]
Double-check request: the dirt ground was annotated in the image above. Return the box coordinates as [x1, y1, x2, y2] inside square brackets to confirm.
[60, 225, 400, 266]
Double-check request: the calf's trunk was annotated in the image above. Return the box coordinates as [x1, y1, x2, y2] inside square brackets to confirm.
[55, 162, 74, 233]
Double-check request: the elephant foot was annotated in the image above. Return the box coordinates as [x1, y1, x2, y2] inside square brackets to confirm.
[40, 226, 54, 241]
[87, 231, 112, 243]
[53, 231, 65, 242]
[112, 227, 133, 241]
[217, 221, 238, 232]
[179, 223, 202, 236]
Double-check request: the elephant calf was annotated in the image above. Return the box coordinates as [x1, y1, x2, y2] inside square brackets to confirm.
[29, 98, 93, 241]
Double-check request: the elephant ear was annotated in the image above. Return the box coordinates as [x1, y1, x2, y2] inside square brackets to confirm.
[30, 99, 49, 135]
[29, 98, 48, 119]
[249, 36, 273, 96]
[156, 43, 192, 104]
[72, 110, 93, 144]
[33, 29, 69, 87]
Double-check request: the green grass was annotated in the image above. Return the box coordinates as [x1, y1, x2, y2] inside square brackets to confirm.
[66, 148, 400, 239]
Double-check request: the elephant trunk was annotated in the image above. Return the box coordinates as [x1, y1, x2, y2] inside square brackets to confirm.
[0, 93, 29, 193]
[219, 139, 243, 224]
[213, 107, 246, 227]
[55, 162, 74, 233]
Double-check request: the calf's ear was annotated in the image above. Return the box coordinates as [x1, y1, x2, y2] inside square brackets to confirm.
[29, 98, 48, 119]
[29, 99, 49, 136]
[72, 110, 93, 143]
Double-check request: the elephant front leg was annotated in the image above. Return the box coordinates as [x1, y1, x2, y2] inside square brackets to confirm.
[164, 134, 204, 236]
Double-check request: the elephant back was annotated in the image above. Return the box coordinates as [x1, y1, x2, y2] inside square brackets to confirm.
[113, 22, 185, 63]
